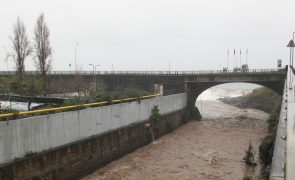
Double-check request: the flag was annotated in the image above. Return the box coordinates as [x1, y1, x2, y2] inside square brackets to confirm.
[234, 49, 235, 55]
[240, 49, 241, 55]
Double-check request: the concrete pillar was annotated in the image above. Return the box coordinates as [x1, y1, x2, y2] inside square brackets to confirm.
[185, 84, 202, 120]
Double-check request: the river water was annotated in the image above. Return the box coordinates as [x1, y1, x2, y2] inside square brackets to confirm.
[82, 83, 268, 180]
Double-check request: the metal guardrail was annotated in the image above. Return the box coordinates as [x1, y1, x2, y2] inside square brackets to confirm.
[0, 94, 160, 119]
[0, 69, 286, 76]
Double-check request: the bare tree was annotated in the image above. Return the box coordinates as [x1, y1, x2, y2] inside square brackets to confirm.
[34, 13, 52, 77]
[7, 17, 32, 78]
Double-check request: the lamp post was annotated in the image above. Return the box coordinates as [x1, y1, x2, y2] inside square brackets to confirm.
[94, 65, 100, 89]
[287, 40, 295, 67]
[89, 64, 95, 89]
[89, 64, 100, 90]
[292, 32, 295, 67]
[74, 42, 79, 72]
[287, 39, 295, 86]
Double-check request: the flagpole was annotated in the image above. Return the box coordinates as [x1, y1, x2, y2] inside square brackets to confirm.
[233, 49, 236, 69]
[227, 49, 229, 69]
[240, 48, 242, 67]
[246, 48, 248, 65]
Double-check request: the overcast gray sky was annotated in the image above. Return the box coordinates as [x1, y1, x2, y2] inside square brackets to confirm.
[0, 0, 294, 71]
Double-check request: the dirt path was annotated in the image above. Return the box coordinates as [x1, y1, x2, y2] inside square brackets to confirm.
[82, 101, 268, 180]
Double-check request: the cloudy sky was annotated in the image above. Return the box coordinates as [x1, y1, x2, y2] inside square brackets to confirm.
[0, 0, 294, 71]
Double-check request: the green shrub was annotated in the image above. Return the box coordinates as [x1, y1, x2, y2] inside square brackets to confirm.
[243, 141, 257, 166]
[267, 113, 279, 132]
[150, 105, 161, 123]
[63, 97, 84, 106]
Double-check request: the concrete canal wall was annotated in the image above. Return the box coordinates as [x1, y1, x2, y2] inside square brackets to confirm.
[0, 93, 188, 179]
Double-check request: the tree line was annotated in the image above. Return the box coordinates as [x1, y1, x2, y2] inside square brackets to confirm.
[5, 13, 52, 78]
[1, 13, 52, 97]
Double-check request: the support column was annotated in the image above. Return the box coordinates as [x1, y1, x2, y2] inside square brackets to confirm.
[185, 83, 202, 120]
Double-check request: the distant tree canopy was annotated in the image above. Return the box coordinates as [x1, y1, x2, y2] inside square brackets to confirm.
[4, 76, 44, 96]
[3, 14, 53, 96]
[34, 13, 52, 77]
[7, 17, 32, 78]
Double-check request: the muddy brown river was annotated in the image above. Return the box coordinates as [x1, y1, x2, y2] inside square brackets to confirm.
[82, 98, 268, 180]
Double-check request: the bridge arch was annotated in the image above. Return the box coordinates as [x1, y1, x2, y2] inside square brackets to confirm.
[185, 80, 284, 120]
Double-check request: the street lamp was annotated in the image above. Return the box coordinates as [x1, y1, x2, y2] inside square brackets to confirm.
[74, 42, 79, 72]
[94, 65, 100, 89]
[287, 39, 295, 85]
[89, 64, 95, 88]
[89, 64, 100, 90]
[293, 32, 295, 67]
[287, 39, 295, 67]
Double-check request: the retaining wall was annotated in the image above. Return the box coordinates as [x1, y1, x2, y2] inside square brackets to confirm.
[0, 93, 186, 165]
[0, 93, 188, 179]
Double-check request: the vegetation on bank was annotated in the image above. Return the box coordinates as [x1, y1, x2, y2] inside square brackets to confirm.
[219, 87, 281, 113]
[150, 105, 161, 123]
[0, 86, 152, 121]
[0, 76, 45, 97]
[243, 141, 257, 166]
[220, 87, 281, 179]
[259, 107, 280, 178]
[63, 88, 149, 106]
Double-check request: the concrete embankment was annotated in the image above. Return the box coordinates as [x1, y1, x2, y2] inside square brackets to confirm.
[0, 93, 189, 179]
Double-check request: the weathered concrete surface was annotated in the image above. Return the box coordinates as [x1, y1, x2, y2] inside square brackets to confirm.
[270, 81, 287, 180]
[286, 67, 295, 180]
[1, 70, 284, 95]
[0, 93, 187, 166]
[0, 107, 189, 180]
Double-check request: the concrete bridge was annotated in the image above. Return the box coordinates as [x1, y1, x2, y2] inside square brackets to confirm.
[0, 68, 287, 120]
[0, 69, 287, 96]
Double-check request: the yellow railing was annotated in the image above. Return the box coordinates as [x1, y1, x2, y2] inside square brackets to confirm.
[0, 94, 161, 119]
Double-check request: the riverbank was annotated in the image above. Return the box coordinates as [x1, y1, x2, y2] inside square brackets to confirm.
[82, 101, 268, 180]
[218, 87, 281, 113]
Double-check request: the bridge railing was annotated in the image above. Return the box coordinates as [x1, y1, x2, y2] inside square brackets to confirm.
[0, 69, 286, 76]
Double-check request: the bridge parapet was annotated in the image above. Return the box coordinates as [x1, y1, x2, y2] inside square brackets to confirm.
[0, 68, 287, 95]
[285, 66, 295, 180]
[0, 68, 286, 76]
[270, 65, 295, 180]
